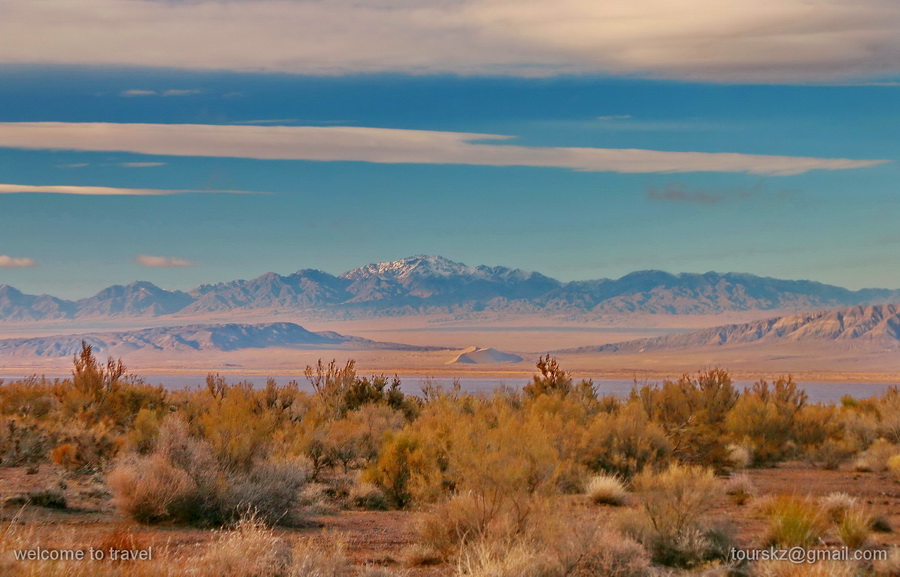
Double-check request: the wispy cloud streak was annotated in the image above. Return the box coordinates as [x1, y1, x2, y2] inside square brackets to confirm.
[136, 255, 196, 267]
[0, 183, 262, 196]
[0, 0, 898, 81]
[0, 122, 886, 176]
[0, 255, 38, 268]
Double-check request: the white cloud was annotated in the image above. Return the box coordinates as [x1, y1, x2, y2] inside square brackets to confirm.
[0, 122, 887, 176]
[136, 255, 196, 267]
[162, 89, 201, 97]
[119, 162, 166, 167]
[121, 89, 156, 97]
[122, 88, 200, 97]
[0, 183, 260, 195]
[597, 115, 632, 121]
[0, 255, 38, 268]
[0, 0, 898, 81]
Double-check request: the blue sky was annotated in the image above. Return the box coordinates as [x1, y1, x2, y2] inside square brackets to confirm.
[1, 0, 899, 299]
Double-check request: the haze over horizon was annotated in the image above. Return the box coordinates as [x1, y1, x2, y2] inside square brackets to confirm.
[1, 0, 899, 299]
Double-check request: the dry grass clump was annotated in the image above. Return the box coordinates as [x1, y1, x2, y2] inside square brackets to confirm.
[853, 439, 900, 472]
[820, 492, 858, 523]
[836, 508, 873, 549]
[753, 560, 859, 577]
[763, 496, 828, 548]
[455, 539, 557, 577]
[402, 543, 444, 567]
[585, 473, 629, 506]
[819, 492, 873, 548]
[727, 444, 753, 470]
[285, 534, 350, 577]
[186, 514, 288, 577]
[724, 472, 757, 506]
[348, 480, 388, 511]
[453, 525, 652, 577]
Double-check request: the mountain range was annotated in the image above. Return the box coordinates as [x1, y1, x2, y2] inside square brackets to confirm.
[561, 304, 900, 354]
[3, 255, 900, 323]
[0, 322, 441, 358]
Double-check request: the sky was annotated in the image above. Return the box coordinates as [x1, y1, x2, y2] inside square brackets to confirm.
[1, 0, 899, 299]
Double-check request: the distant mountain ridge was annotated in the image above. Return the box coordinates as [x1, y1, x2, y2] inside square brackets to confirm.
[0, 322, 440, 357]
[3, 255, 900, 323]
[561, 304, 900, 354]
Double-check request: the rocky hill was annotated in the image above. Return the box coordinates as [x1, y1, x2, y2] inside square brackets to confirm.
[561, 304, 900, 354]
[0, 322, 440, 357]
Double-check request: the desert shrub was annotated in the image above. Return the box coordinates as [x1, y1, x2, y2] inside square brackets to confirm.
[348, 480, 388, 510]
[222, 459, 308, 526]
[108, 452, 200, 524]
[888, 454, 900, 476]
[763, 496, 828, 547]
[415, 491, 533, 562]
[124, 408, 163, 454]
[523, 355, 595, 402]
[724, 472, 757, 506]
[585, 473, 628, 506]
[197, 383, 279, 471]
[805, 438, 857, 470]
[853, 438, 900, 472]
[839, 408, 881, 452]
[49, 421, 120, 472]
[536, 518, 652, 577]
[635, 369, 739, 470]
[581, 402, 670, 478]
[568, 530, 652, 577]
[875, 387, 900, 443]
[628, 463, 729, 567]
[0, 418, 51, 466]
[522, 392, 595, 493]
[726, 377, 808, 465]
[366, 429, 442, 508]
[298, 483, 340, 515]
[25, 489, 67, 509]
[305, 359, 416, 420]
[61, 342, 168, 428]
[110, 413, 307, 526]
